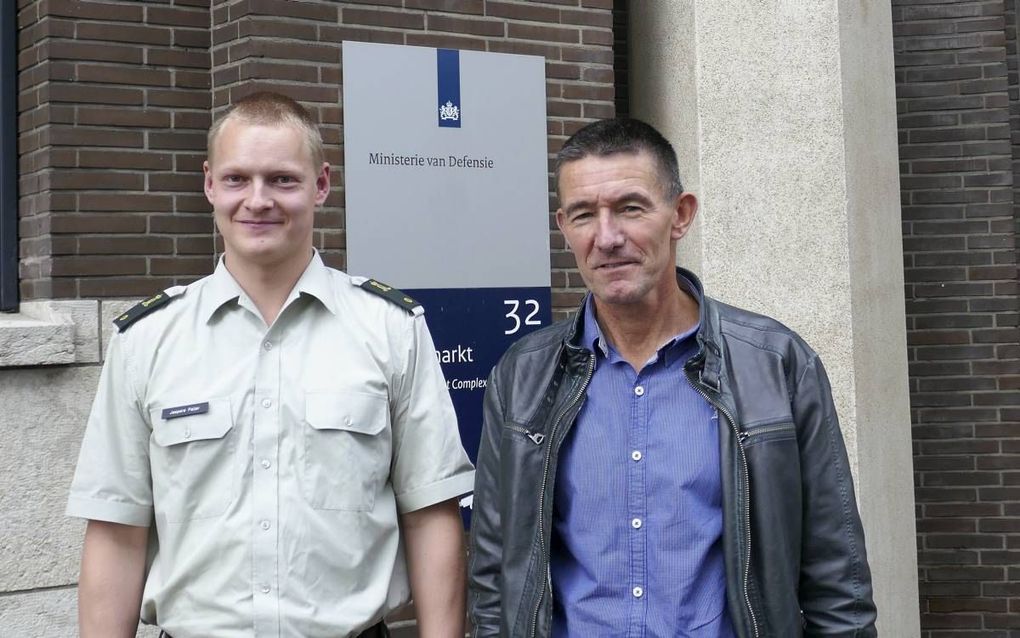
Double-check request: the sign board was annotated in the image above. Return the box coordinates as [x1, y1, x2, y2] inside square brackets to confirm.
[342, 42, 551, 488]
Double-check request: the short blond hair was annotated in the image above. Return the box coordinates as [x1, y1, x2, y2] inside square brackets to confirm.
[207, 91, 324, 168]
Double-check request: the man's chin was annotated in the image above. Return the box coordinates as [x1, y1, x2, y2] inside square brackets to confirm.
[592, 285, 644, 308]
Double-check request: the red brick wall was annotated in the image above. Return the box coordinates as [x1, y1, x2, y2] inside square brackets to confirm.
[17, 0, 617, 315]
[17, 0, 213, 299]
[893, 0, 1020, 634]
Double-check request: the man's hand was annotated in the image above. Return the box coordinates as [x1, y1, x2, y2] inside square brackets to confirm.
[401, 498, 466, 637]
[79, 519, 149, 638]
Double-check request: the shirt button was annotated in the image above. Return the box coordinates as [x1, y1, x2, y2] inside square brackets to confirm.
[631, 518, 642, 529]
[263, 341, 273, 351]
[261, 398, 272, 409]
[260, 584, 271, 594]
[632, 586, 644, 598]
[260, 458, 271, 469]
[631, 450, 642, 462]
[344, 416, 353, 426]
[634, 385, 645, 396]
[183, 429, 191, 439]
[260, 520, 271, 530]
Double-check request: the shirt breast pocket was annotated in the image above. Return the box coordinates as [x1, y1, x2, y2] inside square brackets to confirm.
[150, 398, 236, 524]
[302, 391, 392, 511]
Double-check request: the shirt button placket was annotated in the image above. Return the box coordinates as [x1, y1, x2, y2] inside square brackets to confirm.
[629, 377, 648, 628]
[252, 331, 281, 636]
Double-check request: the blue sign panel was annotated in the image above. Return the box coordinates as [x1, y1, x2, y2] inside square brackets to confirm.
[437, 49, 461, 128]
[408, 287, 552, 463]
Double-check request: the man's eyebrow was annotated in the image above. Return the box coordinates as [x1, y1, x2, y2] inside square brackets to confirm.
[564, 191, 653, 212]
[617, 191, 654, 206]
[563, 199, 595, 216]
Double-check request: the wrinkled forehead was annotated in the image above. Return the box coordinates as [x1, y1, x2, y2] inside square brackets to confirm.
[557, 151, 664, 201]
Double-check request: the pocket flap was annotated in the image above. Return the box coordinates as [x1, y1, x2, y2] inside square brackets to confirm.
[151, 398, 233, 447]
[305, 391, 388, 436]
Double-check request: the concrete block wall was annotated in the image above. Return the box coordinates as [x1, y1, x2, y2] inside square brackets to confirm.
[893, 0, 1020, 634]
[0, 298, 160, 637]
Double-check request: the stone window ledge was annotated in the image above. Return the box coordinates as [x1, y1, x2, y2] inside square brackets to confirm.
[0, 299, 137, 367]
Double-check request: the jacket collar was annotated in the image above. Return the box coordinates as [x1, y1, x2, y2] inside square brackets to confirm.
[563, 268, 723, 390]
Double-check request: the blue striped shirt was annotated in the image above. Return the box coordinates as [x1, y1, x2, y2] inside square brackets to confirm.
[550, 285, 735, 637]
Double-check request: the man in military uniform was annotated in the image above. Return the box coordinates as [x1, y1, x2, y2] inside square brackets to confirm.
[68, 92, 474, 637]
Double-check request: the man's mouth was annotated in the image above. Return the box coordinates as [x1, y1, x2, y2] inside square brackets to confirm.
[596, 261, 636, 271]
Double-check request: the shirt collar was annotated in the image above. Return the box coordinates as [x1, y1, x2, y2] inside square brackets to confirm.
[580, 273, 704, 367]
[290, 251, 337, 315]
[199, 251, 337, 324]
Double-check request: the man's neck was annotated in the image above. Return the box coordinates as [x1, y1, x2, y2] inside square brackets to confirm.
[594, 284, 700, 372]
[224, 250, 313, 326]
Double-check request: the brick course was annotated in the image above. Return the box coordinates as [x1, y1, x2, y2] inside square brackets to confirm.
[17, 0, 212, 299]
[894, 0, 1020, 634]
[16, 0, 616, 312]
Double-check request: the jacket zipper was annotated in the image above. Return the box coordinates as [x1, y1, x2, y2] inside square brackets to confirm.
[529, 352, 595, 638]
[684, 366, 761, 638]
[505, 423, 546, 445]
[738, 423, 792, 440]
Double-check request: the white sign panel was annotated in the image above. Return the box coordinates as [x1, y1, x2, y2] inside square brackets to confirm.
[342, 41, 551, 473]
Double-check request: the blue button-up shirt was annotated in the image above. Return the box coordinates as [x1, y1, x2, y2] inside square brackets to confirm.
[550, 284, 735, 637]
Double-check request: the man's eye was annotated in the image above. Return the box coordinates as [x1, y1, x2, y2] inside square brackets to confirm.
[275, 175, 297, 185]
[223, 175, 244, 184]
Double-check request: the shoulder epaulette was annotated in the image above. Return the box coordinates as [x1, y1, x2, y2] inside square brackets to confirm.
[359, 279, 423, 316]
[113, 288, 183, 332]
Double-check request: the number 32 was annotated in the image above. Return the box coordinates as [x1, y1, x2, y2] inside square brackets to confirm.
[504, 299, 541, 335]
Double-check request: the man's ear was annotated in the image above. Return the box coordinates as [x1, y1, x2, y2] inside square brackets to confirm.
[203, 160, 214, 205]
[671, 192, 698, 241]
[555, 208, 570, 249]
[315, 163, 331, 206]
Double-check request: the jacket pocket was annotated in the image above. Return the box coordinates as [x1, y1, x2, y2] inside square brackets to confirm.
[302, 391, 391, 511]
[739, 420, 796, 446]
[150, 397, 235, 523]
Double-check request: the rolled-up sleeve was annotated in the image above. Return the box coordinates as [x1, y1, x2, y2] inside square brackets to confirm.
[66, 332, 153, 527]
[389, 315, 474, 514]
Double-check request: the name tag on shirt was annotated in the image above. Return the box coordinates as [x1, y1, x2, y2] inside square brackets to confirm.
[161, 402, 210, 420]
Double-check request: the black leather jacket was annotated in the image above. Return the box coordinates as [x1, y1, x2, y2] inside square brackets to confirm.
[468, 270, 877, 637]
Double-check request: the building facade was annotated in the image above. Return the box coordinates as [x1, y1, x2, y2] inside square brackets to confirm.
[0, 1, 1016, 636]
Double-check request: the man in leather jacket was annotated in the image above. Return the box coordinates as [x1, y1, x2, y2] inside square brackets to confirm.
[468, 118, 877, 637]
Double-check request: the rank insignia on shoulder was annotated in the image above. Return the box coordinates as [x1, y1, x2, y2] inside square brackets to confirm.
[113, 289, 182, 332]
[359, 279, 423, 316]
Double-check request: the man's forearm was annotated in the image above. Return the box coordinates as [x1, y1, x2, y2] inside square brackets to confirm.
[79, 519, 149, 638]
[402, 499, 467, 638]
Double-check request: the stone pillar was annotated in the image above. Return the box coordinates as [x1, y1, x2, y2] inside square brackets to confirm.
[630, 2, 919, 636]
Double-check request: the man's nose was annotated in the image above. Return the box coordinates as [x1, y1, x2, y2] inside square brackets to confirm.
[246, 180, 273, 210]
[593, 213, 624, 250]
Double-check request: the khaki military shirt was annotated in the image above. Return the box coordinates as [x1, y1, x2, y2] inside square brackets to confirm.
[67, 253, 475, 638]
